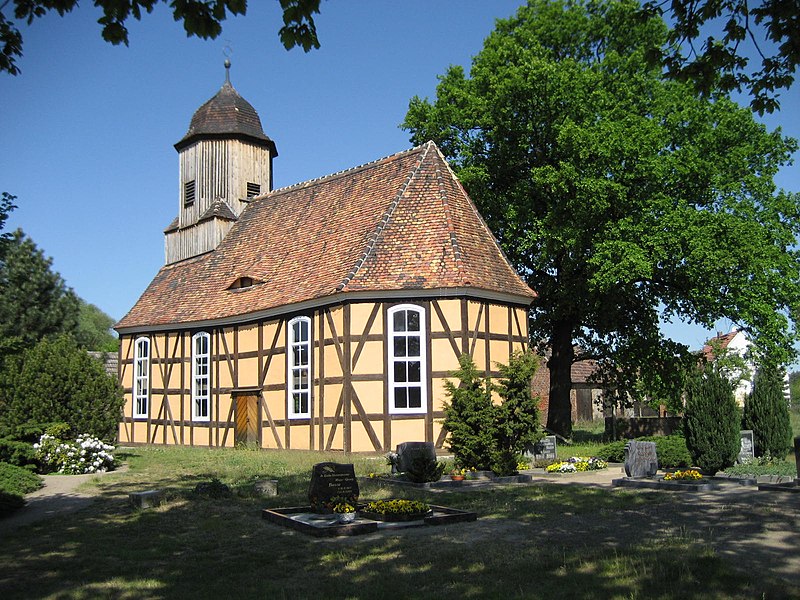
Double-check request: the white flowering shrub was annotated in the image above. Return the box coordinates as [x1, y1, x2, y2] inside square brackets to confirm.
[33, 433, 115, 474]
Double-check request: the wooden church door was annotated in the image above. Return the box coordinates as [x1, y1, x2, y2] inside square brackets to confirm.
[235, 393, 260, 446]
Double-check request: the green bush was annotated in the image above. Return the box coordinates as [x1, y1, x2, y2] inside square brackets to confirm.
[0, 461, 42, 495]
[0, 334, 123, 442]
[0, 438, 37, 468]
[743, 367, 793, 459]
[404, 456, 446, 483]
[443, 352, 541, 475]
[684, 370, 740, 475]
[0, 490, 25, 517]
[595, 435, 691, 468]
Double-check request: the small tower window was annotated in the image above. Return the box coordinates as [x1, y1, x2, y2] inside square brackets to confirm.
[184, 180, 196, 207]
[246, 182, 261, 198]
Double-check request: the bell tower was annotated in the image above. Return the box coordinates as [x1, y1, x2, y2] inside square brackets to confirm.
[164, 61, 278, 264]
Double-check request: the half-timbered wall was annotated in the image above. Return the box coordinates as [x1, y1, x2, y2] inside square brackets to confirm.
[118, 297, 529, 452]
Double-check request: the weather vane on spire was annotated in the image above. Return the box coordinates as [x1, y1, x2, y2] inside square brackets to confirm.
[223, 42, 233, 84]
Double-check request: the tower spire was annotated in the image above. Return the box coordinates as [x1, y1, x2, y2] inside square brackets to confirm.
[224, 58, 231, 85]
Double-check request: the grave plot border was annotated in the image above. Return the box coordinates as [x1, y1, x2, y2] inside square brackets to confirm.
[612, 478, 713, 492]
[262, 504, 477, 537]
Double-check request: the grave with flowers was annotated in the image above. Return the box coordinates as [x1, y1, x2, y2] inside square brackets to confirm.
[613, 440, 712, 491]
[262, 461, 477, 537]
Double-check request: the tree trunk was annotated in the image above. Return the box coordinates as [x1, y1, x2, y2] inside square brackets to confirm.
[546, 321, 574, 438]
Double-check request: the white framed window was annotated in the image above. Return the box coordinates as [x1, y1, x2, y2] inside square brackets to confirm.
[192, 332, 211, 422]
[133, 337, 150, 419]
[287, 316, 312, 419]
[388, 304, 427, 414]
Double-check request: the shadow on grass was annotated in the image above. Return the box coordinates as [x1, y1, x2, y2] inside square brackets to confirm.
[1, 474, 797, 599]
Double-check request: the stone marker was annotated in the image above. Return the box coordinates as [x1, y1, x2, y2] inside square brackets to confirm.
[129, 489, 164, 509]
[739, 430, 755, 463]
[254, 479, 278, 497]
[624, 440, 658, 478]
[794, 436, 800, 480]
[525, 435, 557, 462]
[307, 462, 359, 512]
[396, 442, 437, 473]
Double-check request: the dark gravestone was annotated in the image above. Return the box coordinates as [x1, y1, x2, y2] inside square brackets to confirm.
[307, 462, 359, 512]
[794, 436, 800, 480]
[396, 442, 437, 473]
[739, 430, 755, 463]
[624, 441, 659, 478]
[525, 435, 557, 462]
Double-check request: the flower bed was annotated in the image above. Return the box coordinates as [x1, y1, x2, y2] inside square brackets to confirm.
[663, 469, 703, 481]
[546, 456, 608, 473]
[33, 433, 115, 474]
[359, 499, 432, 522]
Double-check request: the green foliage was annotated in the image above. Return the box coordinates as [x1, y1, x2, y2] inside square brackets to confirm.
[789, 371, 800, 409]
[742, 367, 793, 459]
[0, 334, 124, 442]
[0, 461, 41, 495]
[443, 352, 541, 475]
[0, 230, 80, 353]
[0, 192, 16, 260]
[404, 456, 445, 484]
[403, 0, 800, 438]
[74, 300, 119, 352]
[595, 435, 692, 469]
[0, 437, 36, 468]
[1, 0, 321, 76]
[0, 489, 25, 517]
[442, 354, 496, 471]
[640, 0, 799, 113]
[684, 370, 740, 475]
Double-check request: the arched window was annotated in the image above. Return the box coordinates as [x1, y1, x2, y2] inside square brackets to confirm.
[387, 304, 427, 414]
[287, 316, 312, 419]
[192, 332, 211, 421]
[133, 337, 150, 419]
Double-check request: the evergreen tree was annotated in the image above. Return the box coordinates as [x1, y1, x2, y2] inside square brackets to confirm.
[684, 369, 740, 475]
[743, 368, 793, 459]
[442, 354, 496, 471]
[0, 230, 80, 351]
[0, 334, 123, 442]
[75, 299, 120, 352]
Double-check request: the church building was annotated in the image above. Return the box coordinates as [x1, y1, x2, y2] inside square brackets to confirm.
[115, 66, 536, 452]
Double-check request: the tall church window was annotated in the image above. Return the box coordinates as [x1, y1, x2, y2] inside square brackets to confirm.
[133, 337, 150, 419]
[388, 305, 427, 414]
[192, 332, 211, 421]
[287, 316, 311, 419]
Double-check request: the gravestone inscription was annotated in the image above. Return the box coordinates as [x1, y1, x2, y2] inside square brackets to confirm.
[739, 430, 755, 463]
[308, 462, 359, 512]
[624, 441, 659, 478]
[524, 435, 557, 462]
[396, 442, 437, 473]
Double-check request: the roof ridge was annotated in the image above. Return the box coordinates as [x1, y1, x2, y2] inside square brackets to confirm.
[432, 146, 466, 285]
[254, 144, 429, 202]
[337, 141, 435, 292]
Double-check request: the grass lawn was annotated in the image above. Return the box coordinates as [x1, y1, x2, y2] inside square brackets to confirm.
[1, 446, 798, 599]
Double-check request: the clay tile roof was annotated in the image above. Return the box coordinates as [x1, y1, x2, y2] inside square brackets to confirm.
[116, 142, 536, 331]
[701, 330, 739, 362]
[174, 81, 277, 154]
[199, 199, 238, 223]
[571, 359, 598, 384]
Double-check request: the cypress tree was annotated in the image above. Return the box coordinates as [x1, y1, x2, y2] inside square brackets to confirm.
[743, 367, 793, 459]
[684, 369, 740, 475]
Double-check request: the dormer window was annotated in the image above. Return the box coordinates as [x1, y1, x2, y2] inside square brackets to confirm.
[246, 182, 261, 198]
[184, 180, 196, 207]
[228, 276, 259, 290]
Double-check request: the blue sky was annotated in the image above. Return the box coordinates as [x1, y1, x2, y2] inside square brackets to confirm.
[2, 1, 798, 356]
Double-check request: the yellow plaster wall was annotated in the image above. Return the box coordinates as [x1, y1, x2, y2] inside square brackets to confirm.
[350, 302, 380, 336]
[324, 384, 343, 417]
[352, 339, 383, 376]
[435, 299, 462, 333]
[430, 377, 450, 412]
[431, 338, 460, 372]
[351, 422, 378, 452]
[391, 419, 426, 444]
[489, 304, 509, 337]
[352, 381, 384, 414]
[192, 427, 210, 446]
[238, 357, 259, 388]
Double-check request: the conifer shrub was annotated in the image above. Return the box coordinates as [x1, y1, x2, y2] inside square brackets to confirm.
[684, 370, 740, 475]
[742, 367, 793, 459]
[0, 335, 123, 442]
[595, 435, 691, 468]
[443, 352, 541, 475]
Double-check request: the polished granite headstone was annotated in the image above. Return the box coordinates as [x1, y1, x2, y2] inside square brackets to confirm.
[308, 462, 359, 512]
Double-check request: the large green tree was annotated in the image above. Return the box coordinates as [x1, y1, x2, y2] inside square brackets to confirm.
[641, 0, 800, 113]
[403, 0, 800, 438]
[0, 229, 80, 352]
[1, 0, 321, 75]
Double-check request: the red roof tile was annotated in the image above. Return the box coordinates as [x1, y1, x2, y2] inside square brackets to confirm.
[116, 142, 535, 331]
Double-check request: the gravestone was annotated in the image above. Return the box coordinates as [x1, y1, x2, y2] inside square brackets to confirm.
[624, 440, 659, 478]
[738, 430, 755, 463]
[524, 435, 557, 462]
[396, 441, 437, 473]
[795, 436, 800, 480]
[307, 462, 359, 512]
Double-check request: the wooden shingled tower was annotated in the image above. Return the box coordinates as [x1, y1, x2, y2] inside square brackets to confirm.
[116, 73, 536, 453]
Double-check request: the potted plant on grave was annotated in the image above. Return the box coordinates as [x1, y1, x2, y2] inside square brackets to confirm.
[450, 467, 467, 481]
[331, 497, 357, 523]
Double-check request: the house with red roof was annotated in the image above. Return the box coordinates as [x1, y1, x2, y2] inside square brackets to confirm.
[115, 68, 536, 452]
[701, 328, 755, 406]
